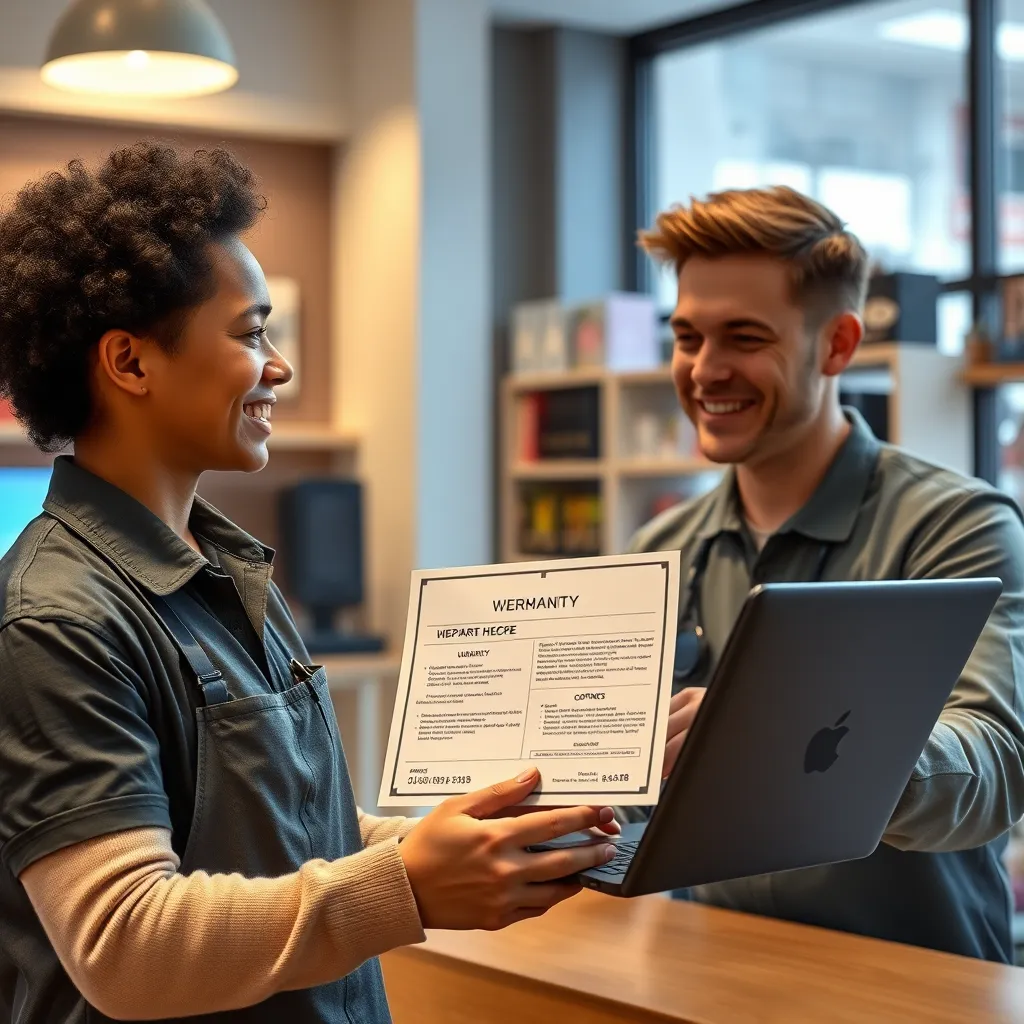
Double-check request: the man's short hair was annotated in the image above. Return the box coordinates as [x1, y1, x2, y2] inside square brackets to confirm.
[639, 186, 870, 326]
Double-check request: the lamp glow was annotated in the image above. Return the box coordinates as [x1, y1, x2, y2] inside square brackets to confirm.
[41, 0, 238, 99]
[42, 50, 237, 98]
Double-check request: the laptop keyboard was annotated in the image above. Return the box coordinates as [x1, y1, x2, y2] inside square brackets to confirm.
[590, 839, 639, 876]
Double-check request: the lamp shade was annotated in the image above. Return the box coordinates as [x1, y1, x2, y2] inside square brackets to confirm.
[42, 0, 238, 99]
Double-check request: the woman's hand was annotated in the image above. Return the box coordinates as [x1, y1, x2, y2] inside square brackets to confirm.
[399, 768, 617, 931]
[663, 687, 706, 778]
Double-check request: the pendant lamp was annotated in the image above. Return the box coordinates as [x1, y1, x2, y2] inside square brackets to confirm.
[41, 0, 238, 99]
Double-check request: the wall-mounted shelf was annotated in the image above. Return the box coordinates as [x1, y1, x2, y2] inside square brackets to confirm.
[0, 422, 26, 443]
[505, 367, 607, 392]
[960, 362, 1024, 387]
[511, 460, 602, 480]
[0, 419, 364, 555]
[0, 420, 358, 453]
[617, 457, 713, 478]
[266, 424, 359, 451]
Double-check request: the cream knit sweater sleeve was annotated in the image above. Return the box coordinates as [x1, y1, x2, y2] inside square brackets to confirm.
[19, 818, 425, 1021]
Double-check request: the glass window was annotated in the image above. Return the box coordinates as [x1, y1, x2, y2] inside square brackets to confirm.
[1000, 0, 1024, 272]
[651, 0, 969, 311]
[938, 289, 972, 356]
[997, 384, 1024, 505]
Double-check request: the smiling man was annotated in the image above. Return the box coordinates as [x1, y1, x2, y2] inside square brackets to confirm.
[623, 186, 1024, 962]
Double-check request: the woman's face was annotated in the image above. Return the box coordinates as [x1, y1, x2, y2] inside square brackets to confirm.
[141, 236, 293, 475]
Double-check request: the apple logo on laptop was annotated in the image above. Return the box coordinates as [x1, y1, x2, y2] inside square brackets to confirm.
[804, 711, 851, 774]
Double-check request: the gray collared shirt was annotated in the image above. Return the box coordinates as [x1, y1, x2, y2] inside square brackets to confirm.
[0, 456, 349, 1018]
[626, 408, 1024, 960]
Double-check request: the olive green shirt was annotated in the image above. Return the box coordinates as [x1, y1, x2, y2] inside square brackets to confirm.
[627, 407, 1024, 960]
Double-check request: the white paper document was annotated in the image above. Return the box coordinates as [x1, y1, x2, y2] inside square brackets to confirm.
[377, 551, 680, 807]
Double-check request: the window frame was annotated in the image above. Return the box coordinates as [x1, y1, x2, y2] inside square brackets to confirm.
[626, 0, 1002, 484]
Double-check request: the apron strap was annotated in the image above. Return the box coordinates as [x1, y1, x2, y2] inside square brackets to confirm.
[42, 508, 230, 707]
[148, 591, 232, 706]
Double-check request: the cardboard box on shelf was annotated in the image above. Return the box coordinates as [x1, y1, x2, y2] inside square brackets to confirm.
[632, 410, 697, 460]
[568, 293, 658, 371]
[511, 299, 568, 374]
[510, 293, 657, 374]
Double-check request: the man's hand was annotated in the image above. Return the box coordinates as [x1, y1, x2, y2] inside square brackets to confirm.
[399, 768, 618, 931]
[663, 687, 706, 778]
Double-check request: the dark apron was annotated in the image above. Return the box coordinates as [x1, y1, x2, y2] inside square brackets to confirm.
[44, 511, 393, 1023]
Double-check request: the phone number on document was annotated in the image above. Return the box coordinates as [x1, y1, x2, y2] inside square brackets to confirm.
[406, 775, 473, 786]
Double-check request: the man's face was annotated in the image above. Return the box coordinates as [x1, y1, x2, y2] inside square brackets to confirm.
[670, 254, 829, 467]
[144, 236, 292, 475]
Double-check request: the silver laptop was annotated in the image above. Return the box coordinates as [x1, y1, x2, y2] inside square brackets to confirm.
[533, 577, 1002, 897]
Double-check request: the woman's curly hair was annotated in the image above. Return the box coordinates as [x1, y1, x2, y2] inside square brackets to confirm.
[0, 142, 266, 451]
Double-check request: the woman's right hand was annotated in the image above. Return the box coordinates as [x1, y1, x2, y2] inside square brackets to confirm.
[398, 767, 617, 931]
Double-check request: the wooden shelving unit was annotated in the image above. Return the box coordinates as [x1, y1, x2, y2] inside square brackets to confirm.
[500, 365, 718, 562]
[500, 342, 972, 562]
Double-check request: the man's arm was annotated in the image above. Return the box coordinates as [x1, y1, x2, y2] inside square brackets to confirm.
[883, 489, 1024, 853]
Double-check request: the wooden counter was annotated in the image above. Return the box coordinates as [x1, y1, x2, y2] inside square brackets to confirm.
[381, 889, 1024, 1023]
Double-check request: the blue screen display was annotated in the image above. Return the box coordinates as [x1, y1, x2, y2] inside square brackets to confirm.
[0, 467, 52, 558]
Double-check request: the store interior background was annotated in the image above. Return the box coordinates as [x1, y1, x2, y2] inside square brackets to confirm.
[2, 0, 1024, 959]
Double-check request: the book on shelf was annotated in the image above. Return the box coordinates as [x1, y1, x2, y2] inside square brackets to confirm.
[517, 483, 602, 556]
[514, 387, 600, 461]
[515, 392, 541, 461]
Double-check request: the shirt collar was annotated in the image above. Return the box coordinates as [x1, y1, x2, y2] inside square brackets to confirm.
[42, 456, 273, 596]
[698, 406, 881, 545]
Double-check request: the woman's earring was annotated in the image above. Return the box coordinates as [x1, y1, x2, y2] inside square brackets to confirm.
[140, 387, 147, 394]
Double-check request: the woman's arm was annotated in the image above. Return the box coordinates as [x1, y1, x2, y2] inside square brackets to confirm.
[21, 825, 424, 1020]
[358, 810, 418, 846]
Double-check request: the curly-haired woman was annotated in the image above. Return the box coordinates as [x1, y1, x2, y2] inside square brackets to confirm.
[0, 143, 617, 1024]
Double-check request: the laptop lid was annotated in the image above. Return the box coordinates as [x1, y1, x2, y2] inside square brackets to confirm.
[620, 577, 1002, 898]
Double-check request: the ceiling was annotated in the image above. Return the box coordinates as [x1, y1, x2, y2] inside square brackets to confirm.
[488, 0, 991, 84]
[489, 0, 733, 34]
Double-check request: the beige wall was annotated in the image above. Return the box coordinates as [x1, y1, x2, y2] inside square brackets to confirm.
[334, 0, 421, 645]
[0, 116, 335, 424]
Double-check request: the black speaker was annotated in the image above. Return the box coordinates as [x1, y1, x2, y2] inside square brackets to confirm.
[863, 272, 938, 345]
[278, 479, 384, 655]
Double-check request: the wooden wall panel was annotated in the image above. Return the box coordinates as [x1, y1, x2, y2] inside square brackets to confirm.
[0, 114, 335, 423]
